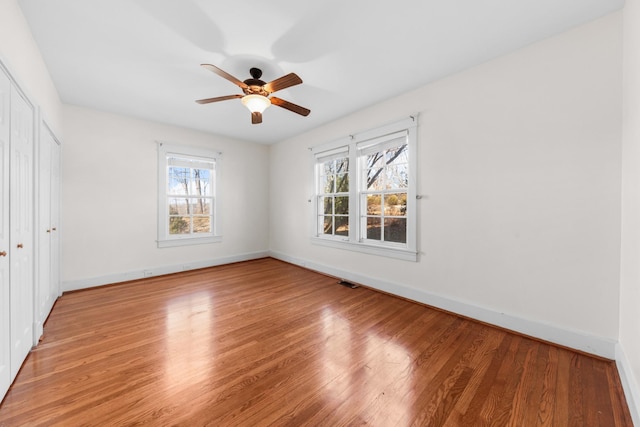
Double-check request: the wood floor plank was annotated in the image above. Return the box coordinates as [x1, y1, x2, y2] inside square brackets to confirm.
[0, 258, 633, 426]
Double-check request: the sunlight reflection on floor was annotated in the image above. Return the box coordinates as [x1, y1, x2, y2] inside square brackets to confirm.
[164, 291, 215, 392]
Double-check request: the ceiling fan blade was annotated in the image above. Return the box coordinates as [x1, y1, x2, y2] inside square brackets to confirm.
[201, 64, 248, 89]
[251, 112, 263, 124]
[270, 97, 310, 116]
[196, 94, 242, 104]
[263, 73, 303, 93]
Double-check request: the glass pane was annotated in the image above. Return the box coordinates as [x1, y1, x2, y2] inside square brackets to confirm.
[385, 164, 409, 189]
[367, 194, 382, 215]
[168, 167, 190, 195]
[366, 217, 381, 240]
[335, 157, 349, 173]
[366, 168, 384, 190]
[192, 216, 211, 233]
[322, 216, 333, 235]
[192, 169, 211, 196]
[384, 193, 407, 217]
[169, 199, 190, 215]
[384, 218, 407, 243]
[366, 152, 383, 169]
[335, 196, 349, 215]
[335, 216, 349, 236]
[320, 174, 334, 193]
[169, 216, 190, 235]
[323, 197, 333, 215]
[192, 199, 211, 215]
[386, 144, 408, 165]
[335, 173, 349, 192]
[322, 160, 334, 175]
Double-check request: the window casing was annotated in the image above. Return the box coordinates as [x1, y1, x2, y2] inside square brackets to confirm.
[311, 116, 418, 261]
[157, 143, 221, 247]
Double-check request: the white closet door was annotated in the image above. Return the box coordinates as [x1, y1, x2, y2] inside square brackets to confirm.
[9, 84, 34, 380]
[36, 123, 51, 340]
[0, 67, 11, 400]
[50, 137, 60, 300]
[36, 123, 60, 339]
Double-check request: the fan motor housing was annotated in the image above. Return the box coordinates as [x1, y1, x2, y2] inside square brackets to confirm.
[243, 82, 269, 96]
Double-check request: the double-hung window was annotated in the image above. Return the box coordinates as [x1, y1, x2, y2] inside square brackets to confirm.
[157, 143, 221, 247]
[316, 147, 350, 237]
[312, 116, 418, 261]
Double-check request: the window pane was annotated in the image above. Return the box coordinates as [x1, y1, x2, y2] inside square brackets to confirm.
[384, 193, 407, 217]
[384, 218, 407, 243]
[335, 173, 349, 192]
[322, 161, 334, 175]
[192, 199, 211, 215]
[386, 164, 409, 189]
[367, 194, 382, 215]
[385, 145, 407, 164]
[169, 167, 190, 195]
[367, 152, 383, 169]
[192, 216, 211, 233]
[322, 216, 333, 235]
[335, 196, 349, 215]
[335, 157, 349, 173]
[366, 168, 384, 190]
[366, 217, 381, 240]
[169, 216, 191, 235]
[323, 197, 333, 215]
[320, 174, 334, 193]
[169, 199, 190, 215]
[335, 216, 349, 236]
[192, 169, 211, 196]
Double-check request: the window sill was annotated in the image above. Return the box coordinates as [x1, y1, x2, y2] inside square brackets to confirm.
[157, 235, 222, 248]
[310, 236, 417, 261]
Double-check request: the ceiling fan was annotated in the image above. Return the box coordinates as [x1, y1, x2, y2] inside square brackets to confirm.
[196, 64, 311, 124]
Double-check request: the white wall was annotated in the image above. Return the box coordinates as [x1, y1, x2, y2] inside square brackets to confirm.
[0, 0, 62, 135]
[270, 13, 622, 357]
[61, 106, 270, 289]
[619, 0, 640, 423]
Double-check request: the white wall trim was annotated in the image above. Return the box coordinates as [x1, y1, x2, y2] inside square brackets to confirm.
[616, 343, 640, 426]
[61, 251, 269, 292]
[269, 250, 617, 359]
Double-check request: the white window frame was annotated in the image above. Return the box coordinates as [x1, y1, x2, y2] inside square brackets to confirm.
[157, 142, 222, 248]
[311, 116, 418, 261]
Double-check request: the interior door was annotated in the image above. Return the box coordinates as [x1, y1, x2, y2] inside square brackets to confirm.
[36, 122, 51, 341]
[9, 84, 34, 380]
[0, 67, 11, 400]
[36, 122, 60, 340]
[50, 136, 60, 300]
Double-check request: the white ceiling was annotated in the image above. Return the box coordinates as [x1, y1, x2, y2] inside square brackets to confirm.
[18, 0, 623, 144]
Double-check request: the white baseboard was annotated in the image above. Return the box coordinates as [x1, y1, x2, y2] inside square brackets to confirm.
[61, 251, 270, 292]
[269, 250, 617, 359]
[616, 343, 640, 426]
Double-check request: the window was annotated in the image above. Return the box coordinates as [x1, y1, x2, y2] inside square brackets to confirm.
[157, 143, 221, 247]
[316, 148, 350, 238]
[311, 116, 417, 261]
[360, 134, 408, 244]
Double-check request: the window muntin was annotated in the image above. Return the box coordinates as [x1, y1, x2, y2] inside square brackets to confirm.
[157, 143, 221, 247]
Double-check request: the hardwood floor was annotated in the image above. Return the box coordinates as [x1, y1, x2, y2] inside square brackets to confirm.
[0, 258, 633, 426]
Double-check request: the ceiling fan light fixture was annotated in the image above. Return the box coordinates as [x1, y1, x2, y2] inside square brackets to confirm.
[241, 94, 271, 114]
